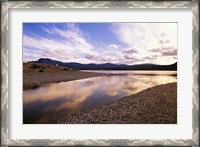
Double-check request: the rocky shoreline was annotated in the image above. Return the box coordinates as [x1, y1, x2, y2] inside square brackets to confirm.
[59, 82, 177, 124]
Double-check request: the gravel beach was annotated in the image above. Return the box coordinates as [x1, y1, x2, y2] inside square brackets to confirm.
[59, 82, 177, 124]
[23, 70, 107, 90]
[23, 63, 108, 90]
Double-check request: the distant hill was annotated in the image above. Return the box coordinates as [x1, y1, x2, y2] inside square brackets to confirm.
[30, 58, 177, 70]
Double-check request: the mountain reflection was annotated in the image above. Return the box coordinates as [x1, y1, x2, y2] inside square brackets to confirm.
[23, 70, 177, 124]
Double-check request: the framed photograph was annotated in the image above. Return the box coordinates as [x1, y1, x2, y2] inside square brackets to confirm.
[1, 1, 199, 146]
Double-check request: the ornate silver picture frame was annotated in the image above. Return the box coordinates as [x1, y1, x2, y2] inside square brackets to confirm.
[1, 1, 199, 146]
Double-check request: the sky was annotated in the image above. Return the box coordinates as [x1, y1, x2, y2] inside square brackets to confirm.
[23, 23, 177, 65]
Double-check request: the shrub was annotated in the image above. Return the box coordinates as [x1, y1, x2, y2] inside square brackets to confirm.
[63, 68, 68, 71]
[31, 64, 41, 69]
[39, 69, 44, 72]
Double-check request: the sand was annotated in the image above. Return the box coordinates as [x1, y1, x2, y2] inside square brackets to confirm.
[59, 82, 177, 124]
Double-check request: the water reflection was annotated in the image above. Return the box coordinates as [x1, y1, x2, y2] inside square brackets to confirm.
[23, 71, 177, 124]
[81, 70, 177, 75]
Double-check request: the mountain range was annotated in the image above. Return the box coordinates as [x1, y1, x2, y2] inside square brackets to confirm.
[30, 58, 177, 70]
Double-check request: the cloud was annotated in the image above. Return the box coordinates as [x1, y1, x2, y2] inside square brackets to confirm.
[85, 53, 120, 64]
[23, 34, 78, 62]
[85, 54, 101, 62]
[101, 56, 116, 63]
[122, 48, 138, 54]
[23, 23, 177, 65]
[85, 54, 96, 60]
[149, 48, 161, 53]
[144, 56, 156, 60]
[23, 23, 95, 62]
[105, 44, 120, 50]
[159, 39, 170, 45]
[152, 55, 159, 58]
[111, 23, 177, 65]
[42, 23, 94, 54]
[161, 49, 177, 56]
[149, 46, 177, 56]
[124, 55, 134, 60]
[123, 54, 141, 62]
[112, 23, 177, 48]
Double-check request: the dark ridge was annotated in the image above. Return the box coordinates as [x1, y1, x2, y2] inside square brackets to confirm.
[29, 58, 177, 70]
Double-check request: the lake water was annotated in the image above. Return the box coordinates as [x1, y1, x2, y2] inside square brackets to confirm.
[23, 70, 177, 124]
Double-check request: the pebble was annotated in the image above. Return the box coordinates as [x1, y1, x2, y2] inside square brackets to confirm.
[59, 83, 177, 124]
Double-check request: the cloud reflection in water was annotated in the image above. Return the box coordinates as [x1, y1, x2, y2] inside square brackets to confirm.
[23, 71, 177, 124]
